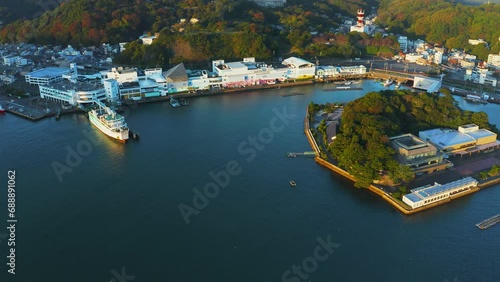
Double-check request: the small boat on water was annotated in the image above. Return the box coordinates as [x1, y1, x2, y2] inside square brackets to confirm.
[383, 79, 393, 87]
[0, 104, 5, 113]
[55, 109, 61, 120]
[287, 153, 296, 158]
[465, 94, 487, 104]
[290, 181, 297, 187]
[281, 92, 305, 97]
[344, 81, 352, 85]
[170, 98, 181, 108]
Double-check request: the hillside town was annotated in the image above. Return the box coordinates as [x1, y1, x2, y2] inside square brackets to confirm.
[1, 6, 500, 115]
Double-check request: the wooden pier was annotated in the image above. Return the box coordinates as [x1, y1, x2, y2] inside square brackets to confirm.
[287, 152, 317, 158]
[476, 214, 500, 229]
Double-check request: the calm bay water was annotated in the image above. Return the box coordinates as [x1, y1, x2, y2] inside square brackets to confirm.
[1, 81, 499, 282]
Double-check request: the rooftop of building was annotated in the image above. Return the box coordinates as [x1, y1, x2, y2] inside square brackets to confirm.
[420, 128, 476, 148]
[406, 177, 477, 202]
[120, 81, 140, 88]
[138, 78, 157, 88]
[41, 79, 102, 91]
[27, 67, 70, 78]
[282, 57, 314, 68]
[391, 134, 438, 153]
[466, 127, 495, 138]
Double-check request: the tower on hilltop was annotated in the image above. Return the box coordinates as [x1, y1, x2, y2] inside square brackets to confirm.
[356, 9, 365, 27]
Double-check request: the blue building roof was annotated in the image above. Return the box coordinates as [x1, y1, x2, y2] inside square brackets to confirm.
[409, 177, 477, 199]
[28, 67, 70, 78]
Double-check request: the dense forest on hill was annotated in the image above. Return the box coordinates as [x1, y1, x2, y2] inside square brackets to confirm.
[328, 90, 495, 188]
[377, 0, 500, 59]
[0, 0, 384, 66]
[2, 0, 500, 65]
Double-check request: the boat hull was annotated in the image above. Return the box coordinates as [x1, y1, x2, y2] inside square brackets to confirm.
[89, 112, 129, 142]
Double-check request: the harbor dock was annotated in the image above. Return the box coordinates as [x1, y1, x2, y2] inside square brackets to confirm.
[476, 214, 500, 229]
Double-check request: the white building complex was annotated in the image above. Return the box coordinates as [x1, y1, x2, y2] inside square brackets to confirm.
[316, 65, 367, 78]
[207, 57, 315, 89]
[39, 80, 106, 106]
[35, 57, 316, 104]
[403, 177, 478, 209]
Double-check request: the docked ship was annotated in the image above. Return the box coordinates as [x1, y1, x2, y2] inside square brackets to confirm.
[465, 94, 487, 104]
[383, 79, 393, 87]
[88, 100, 129, 142]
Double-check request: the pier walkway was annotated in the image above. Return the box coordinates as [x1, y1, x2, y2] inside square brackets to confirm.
[476, 214, 500, 229]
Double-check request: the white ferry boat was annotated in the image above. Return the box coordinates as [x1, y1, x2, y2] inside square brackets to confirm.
[88, 100, 129, 142]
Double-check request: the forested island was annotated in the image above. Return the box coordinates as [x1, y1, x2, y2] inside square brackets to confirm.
[309, 89, 498, 188]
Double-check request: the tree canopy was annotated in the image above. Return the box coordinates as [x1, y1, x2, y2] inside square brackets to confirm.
[330, 89, 496, 188]
[376, 0, 500, 59]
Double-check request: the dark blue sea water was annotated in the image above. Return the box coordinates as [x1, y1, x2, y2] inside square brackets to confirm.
[0, 81, 499, 282]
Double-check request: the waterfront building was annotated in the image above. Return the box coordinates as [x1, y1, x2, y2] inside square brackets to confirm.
[25, 67, 73, 85]
[419, 124, 500, 155]
[390, 134, 448, 174]
[103, 79, 119, 101]
[186, 69, 213, 91]
[251, 0, 286, 7]
[39, 80, 106, 105]
[316, 65, 366, 78]
[101, 67, 163, 100]
[412, 75, 443, 93]
[162, 64, 188, 94]
[281, 57, 316, 79]
[101, 67, 138, 84]
[402, 177, 478, 209]
[211, 57, 312, 88]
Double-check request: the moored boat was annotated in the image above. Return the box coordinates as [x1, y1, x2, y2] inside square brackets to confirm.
[0, 104, 5, 113]
[170, 98, 181, 108]
[465, 94, 487, 104]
